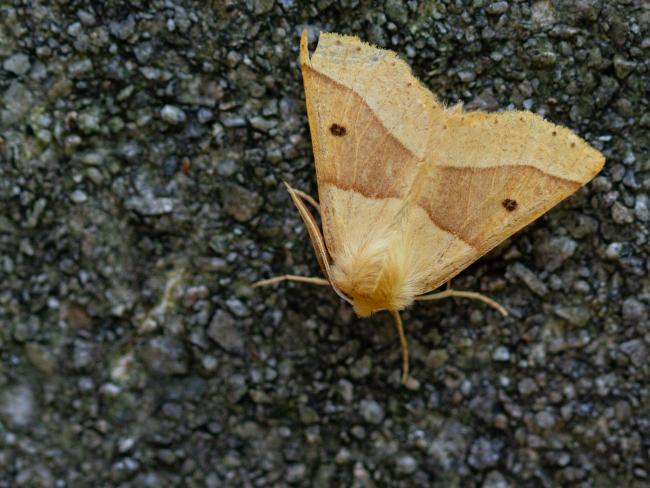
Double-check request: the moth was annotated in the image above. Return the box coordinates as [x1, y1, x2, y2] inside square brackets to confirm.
[255, 31, 605, 384]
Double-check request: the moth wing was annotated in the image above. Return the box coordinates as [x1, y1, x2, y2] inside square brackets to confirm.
[415, 110, 605, 292]
[300, 31, 604, 296]
[300, 31, 442, 261]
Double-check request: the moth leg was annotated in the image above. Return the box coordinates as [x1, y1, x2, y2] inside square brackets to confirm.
[292, 188, 321, 215]
[252, 275, 329, 288]
[390, 310, 410, 385]
[416, 281, 508, 317]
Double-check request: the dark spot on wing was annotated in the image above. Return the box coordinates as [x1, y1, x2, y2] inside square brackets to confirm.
[329, 123, 347, 137]
[502, 198, 518, 212]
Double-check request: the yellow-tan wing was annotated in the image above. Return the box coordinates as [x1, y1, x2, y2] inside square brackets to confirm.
[300, 31, 605, 295]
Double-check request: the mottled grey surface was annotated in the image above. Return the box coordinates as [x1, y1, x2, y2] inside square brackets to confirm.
[1, 1, 649, 487]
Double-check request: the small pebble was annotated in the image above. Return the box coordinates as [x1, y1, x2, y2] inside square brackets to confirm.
[3, 53, 31, 75]
[161, 105, 187, 124]
[359, 399, 385, 425]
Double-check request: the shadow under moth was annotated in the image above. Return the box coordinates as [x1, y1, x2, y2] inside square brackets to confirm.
[255, 31, 605, 385]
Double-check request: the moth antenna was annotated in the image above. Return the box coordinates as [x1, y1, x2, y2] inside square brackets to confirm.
[284, 182, 353, 305]
[389, 310, 410, 385]
[292, 188, 321, 214]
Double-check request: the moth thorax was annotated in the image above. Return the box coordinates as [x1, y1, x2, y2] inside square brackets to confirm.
[331, 236, 417, 317]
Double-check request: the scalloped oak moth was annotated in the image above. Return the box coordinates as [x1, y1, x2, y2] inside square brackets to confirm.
[255, 31, 605, 385]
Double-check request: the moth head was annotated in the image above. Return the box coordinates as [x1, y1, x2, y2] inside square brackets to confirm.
[331, 236, 419, 317]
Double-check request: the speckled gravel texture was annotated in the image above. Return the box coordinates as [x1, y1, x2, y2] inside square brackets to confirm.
[1, 1, 649, 487]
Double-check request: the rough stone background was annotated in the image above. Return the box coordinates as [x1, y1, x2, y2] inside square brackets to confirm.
[1, 1, 649, 486]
